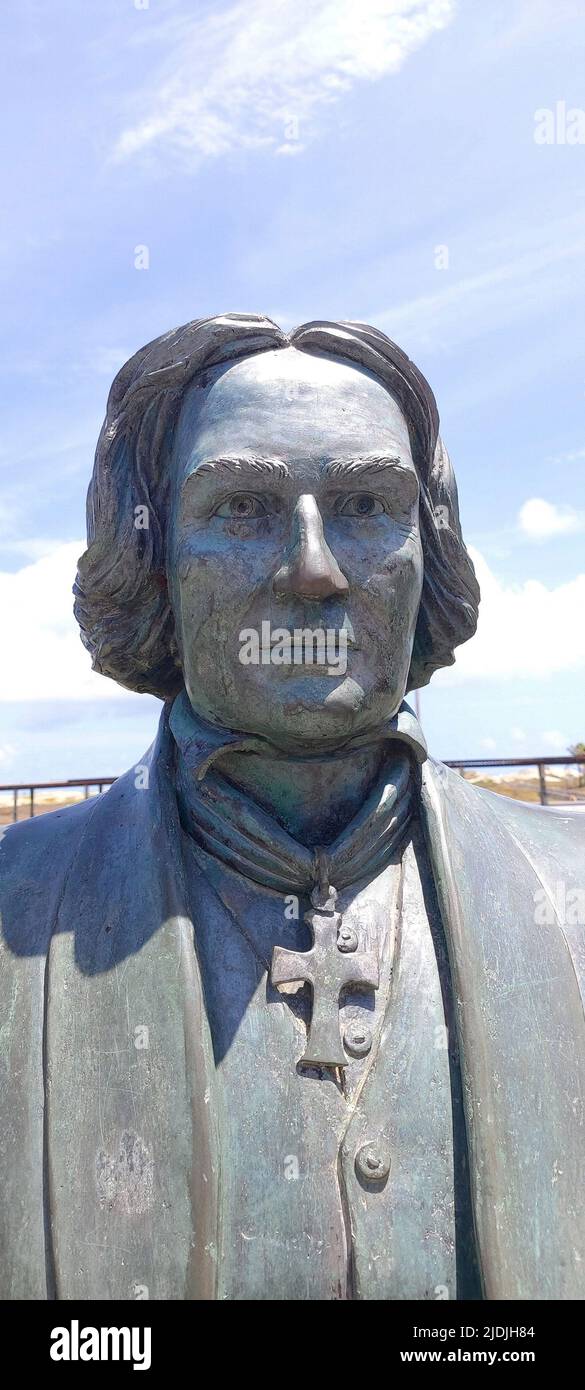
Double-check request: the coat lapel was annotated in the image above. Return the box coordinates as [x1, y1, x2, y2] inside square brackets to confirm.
[420, 760, 585, 1299]
[45, 713, 220, 1300]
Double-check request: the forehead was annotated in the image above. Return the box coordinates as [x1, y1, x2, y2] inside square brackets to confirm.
[173, 346, 413, 474]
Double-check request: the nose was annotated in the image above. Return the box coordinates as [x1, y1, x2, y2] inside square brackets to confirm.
[272, 494, 349, 601]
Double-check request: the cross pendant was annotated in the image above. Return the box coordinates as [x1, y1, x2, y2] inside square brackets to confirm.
[270, 883, 380, 1068]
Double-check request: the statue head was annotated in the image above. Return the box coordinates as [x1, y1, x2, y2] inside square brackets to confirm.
[74, 314, 479, 749]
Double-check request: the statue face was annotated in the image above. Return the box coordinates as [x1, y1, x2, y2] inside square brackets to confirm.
[168, 346, 422, 749]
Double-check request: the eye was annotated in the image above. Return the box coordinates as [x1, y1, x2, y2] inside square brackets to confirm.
[336, 493, 385, 517]
[213, 493, 268, 519]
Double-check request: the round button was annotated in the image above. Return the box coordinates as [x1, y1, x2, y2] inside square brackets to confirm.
[343, 1024, 372, 1058]
[337, 925, 358, 953]
[355, 1141, 391, 1185]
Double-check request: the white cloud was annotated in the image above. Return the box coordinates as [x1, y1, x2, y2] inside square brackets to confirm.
[436, 547, 585, 684]
[518, 497, 583, 540]
[113, 0, 455, 166]
[0, 542, 129, 701]
[0, 537, 71, 563]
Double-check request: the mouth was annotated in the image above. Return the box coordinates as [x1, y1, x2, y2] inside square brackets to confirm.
[237, 619, 357, 674]
[278, 662, 352, 677]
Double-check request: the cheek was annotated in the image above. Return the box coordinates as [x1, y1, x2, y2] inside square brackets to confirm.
[352, 543, 422, 680]
[168, 547, 217, 652]
[172, 531, 277, 601]
[170, 543, 266, 665]
[170, 539, 228, 616]
[394, 539, 424, 606]
[362, 535, 423, 608]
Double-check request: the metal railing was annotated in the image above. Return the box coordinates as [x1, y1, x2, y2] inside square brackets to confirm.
[444, 756, 585, 806]
[0, 777, 115, 822]
[1, 757, 584, 819]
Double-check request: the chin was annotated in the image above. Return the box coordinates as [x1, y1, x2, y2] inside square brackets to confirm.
[199, 667, 404, 746]
[243, 677, 389, 750]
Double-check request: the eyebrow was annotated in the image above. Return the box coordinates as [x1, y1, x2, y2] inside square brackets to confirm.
[193, 455, 291, 480]
[186, 451, 413, 488]
[323, 454, 409, 481]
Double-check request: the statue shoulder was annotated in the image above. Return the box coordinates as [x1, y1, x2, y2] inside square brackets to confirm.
[425, 755, 585, 868]
[0, 798, 100, 955]
[1, 795, 97, 873]
[0, 761, 154, 982]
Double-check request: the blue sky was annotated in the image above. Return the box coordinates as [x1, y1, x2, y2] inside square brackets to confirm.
[0, 0, 584, 783]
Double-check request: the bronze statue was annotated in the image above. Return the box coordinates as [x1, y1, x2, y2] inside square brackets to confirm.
[1, 315, 583, 1300]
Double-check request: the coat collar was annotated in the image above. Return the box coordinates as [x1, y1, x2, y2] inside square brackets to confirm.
[168, 689, 427, 782]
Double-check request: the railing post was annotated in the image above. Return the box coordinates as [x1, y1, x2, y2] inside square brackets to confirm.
[537, 763, 547, 806]
[29, 788, 34, 818]
[12, 789, 17, 823]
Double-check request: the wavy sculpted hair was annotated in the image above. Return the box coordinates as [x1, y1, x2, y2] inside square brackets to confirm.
[74, 313, 480, 700]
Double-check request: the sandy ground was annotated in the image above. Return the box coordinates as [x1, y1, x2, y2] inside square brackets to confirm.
[0, 792, 94, 825]
[462, 770, 585, 804]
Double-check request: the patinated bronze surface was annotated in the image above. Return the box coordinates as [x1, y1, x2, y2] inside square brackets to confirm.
[0, 315, 583, 1300]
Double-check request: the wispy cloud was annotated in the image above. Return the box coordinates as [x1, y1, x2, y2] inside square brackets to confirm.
[113, 0, 455, 166]
[489, 0, 585, 53]
[374, 217, 585, 355]
[548, 446, 585, 466]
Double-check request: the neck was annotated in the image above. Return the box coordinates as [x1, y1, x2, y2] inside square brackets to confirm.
[169, 690, 426, 851]
[215, 742, 387, 847]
